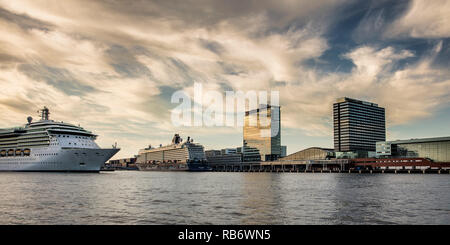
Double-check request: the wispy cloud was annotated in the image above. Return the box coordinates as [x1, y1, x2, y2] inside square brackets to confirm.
[385, 0, 450, 38]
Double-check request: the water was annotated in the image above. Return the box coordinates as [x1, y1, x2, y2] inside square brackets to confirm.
[0, 171, 449, 225]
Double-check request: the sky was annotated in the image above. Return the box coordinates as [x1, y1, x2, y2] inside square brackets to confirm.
[0, 0, 449, 159]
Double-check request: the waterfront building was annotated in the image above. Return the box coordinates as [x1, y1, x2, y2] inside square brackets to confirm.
[205, 149, 242, 165]
[243, 105, 281, 161]
[237, 145, 261, 162]
[333, 97, 385, 153]
[107, 157, 137, 169]
[280, 147, 335, 161]
[281, 145, 287, 157]
[376, 136, 450, 162]
[351, 157, 450, 170]
[335, 151, 376, 159]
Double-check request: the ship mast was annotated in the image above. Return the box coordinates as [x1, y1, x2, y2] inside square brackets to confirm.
[171, 134, 182, 144]
[38, 107, 50, 121]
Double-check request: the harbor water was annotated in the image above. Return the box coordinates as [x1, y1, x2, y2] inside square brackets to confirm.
[0, 171, 449, 225]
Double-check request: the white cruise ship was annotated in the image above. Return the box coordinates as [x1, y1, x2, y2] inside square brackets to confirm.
[0, 107, 119, 172]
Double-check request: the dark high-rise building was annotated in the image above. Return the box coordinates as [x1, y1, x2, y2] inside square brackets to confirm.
[243, 105, 281, 161]
[333, 97, 385, 152]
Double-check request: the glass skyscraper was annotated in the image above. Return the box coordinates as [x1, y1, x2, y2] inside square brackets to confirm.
[333, 97, 385, 152]
[243, 105, 281, 161]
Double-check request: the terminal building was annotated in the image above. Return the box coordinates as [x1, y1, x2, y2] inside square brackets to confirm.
[281, 147, 335, 161]
[237, 145, 261, 162]
[376, 136, 450, 162]
[243, 105, 281, 161]
[205, 149, 242, 165]
[107, 157, 137, 169]
[205, 145, 262, 165]
[333, 97, 385, 157]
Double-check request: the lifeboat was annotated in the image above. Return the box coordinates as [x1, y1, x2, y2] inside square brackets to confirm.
[23, 149, 31, 156]
[7, 149, 14, 156]
[0, 150, 6, 157]
[15, 149, 22, 155]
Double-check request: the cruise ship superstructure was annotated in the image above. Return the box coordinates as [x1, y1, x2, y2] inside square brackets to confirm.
[0, 107, 119, 172]
[136, 134, 210, 171]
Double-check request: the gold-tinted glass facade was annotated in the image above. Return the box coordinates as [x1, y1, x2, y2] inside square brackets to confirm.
[243, 105, 281, 161]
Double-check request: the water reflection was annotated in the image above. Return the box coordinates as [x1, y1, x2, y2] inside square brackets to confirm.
[240, 173, 285, 224]
[330, 174, 395, 224]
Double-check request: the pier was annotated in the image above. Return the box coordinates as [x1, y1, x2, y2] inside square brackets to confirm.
[209, 159, 450, 174]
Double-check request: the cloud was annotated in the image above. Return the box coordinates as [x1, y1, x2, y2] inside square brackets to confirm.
[343, 46, 414, 77]
[273, 42, 450, 138]
[385, 0, 450, 38]
[352, 8, 386, 42]
[18, 64, 99, 96]
[0, 6, 52, 31]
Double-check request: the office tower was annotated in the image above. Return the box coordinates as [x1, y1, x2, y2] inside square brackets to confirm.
[243, 105, 281, 161]
[333, 97, 385, 152]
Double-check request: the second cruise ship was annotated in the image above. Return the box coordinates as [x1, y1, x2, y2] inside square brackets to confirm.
[136, 134, 211, 171]
[0, 107, 120, 172]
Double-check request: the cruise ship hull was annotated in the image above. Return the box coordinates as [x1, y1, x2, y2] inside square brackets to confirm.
[0, 148, 119, 172]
